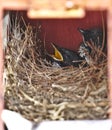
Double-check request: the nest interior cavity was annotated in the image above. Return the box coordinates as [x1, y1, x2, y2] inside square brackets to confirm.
[4, 15, 109, 123]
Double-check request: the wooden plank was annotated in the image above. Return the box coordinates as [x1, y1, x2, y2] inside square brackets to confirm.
[0, 0, 111, 10]
[27, 8, 85, 18]
[0, 7, 4, 130]
[27, 0, 111, 10]
[0, 0, 28, 10]
[27, 0, 109, 18]
[78, 0, 110, 10]
[107, 9, 112, 119]
[0, 0, 110, 120]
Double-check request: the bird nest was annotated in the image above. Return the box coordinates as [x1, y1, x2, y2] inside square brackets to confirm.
[4, 18, 109, 123]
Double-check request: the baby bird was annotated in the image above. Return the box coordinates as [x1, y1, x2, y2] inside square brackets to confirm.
[78, 27, 106, 65]
[46, 43, 85, 67]
[78, 28, 103, 45]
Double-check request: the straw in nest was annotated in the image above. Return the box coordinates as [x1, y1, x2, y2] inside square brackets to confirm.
[4, 16, 109, 122]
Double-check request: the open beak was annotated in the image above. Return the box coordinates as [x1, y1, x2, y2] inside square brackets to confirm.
[78, 28, 87, 45]
[78, 28, 85, 34]
[50, 43, 63, 61]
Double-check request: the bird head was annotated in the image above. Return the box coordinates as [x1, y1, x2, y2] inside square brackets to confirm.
[48, 43, 64, 61]
[78, 28, 90, 43]
[78, 28, 85, 34]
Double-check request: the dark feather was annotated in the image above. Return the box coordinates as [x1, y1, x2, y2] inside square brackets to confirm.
[78, 27, 107, 65]
[46, 43, 85, 67]
[78, 28, 104, 47]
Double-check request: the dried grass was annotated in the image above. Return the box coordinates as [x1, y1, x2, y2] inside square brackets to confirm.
[4, 17, 109, 122]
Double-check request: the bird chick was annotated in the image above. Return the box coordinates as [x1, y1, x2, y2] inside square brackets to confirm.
[46, 43, 85, 67]
[78, 27, 106, 65]
[78, 28, 104, 48]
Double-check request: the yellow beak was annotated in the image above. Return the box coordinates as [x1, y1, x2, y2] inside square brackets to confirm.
[51, 43, 63, 61]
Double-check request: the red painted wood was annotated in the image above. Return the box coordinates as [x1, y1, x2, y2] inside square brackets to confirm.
[19, 10, 107, 52]
[39, 10, 107, 52]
